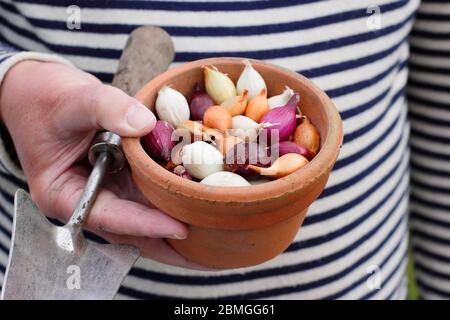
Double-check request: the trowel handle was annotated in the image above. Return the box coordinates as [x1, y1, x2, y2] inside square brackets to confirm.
[66, 131, 124, 230]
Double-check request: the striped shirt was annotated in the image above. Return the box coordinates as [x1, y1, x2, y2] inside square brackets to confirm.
[0, 0, 448, 299]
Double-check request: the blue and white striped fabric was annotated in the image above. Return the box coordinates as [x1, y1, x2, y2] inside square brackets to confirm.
[0, 0, 446, 300]
[408, 1, 450, 300]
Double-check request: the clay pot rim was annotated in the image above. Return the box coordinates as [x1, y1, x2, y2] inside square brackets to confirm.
[122, 57, 343, 204]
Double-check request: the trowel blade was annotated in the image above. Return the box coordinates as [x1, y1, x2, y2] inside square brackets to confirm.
[1, 190, 139, 300]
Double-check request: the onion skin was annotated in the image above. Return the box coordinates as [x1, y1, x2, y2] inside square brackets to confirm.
[176, 120, 205, 139]
[202, 127, 222, 144]
[293, 116, 320, 154]
[182, 141, 224, 180]
[203, 66, 237, 104]
[170, 142, 186, 165]
[173, 165, 193, 180]
[245, 88, 269, 122]
[202, 128, 242, 155]
[260, 93, 299, 141]
[143, 120, 176, 162]
[200, 171, 250, 187]
[275, 141, 316, 161]
[268, 86, 294, 109]
[236, 59, 267, 100]
[203, 105, 232, 133]
[165, 160, 177, 171]
[221, 90, 248, 116]
[231, 115, 265, 142]
[247, 153, 309, 179]
[155, 85, 190, 127]
[224, 142, 271, 178]
[189, 84, 215, 120]
[216, 135, 243, 155]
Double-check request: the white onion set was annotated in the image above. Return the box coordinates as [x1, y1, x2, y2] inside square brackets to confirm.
[236, 59, 267, 100]
[268, 86, 294, 109]
[155, 85, 190, 127]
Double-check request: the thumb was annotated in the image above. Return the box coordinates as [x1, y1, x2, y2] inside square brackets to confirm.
[56, 83, 156, 137]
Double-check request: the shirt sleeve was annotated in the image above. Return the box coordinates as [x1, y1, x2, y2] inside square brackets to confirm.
[0, 40, 73, 182]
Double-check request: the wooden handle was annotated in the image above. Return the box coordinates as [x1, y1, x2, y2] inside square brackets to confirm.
[112, 26, 175, 96]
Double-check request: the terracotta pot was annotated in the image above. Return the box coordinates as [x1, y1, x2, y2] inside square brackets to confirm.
[122, 57, 343, 269]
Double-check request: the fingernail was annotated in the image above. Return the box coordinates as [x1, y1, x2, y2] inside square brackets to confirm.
[127, 103, 156, 131]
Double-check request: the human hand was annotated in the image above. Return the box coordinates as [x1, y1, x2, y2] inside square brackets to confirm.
[0, 60, 205, 269]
